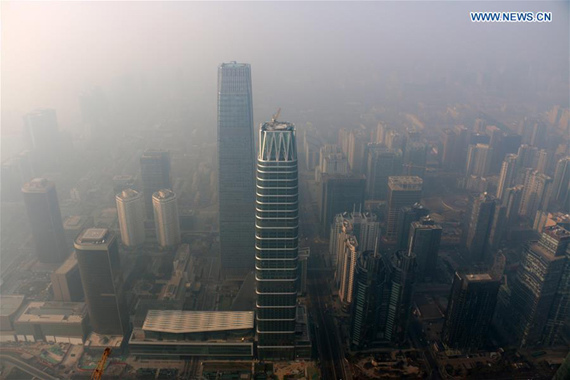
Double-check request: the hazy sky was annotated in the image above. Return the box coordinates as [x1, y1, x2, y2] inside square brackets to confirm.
[2, 1, 568, 137]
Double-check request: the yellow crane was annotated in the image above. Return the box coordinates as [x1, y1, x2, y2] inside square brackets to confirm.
[91, 347, 111, 380]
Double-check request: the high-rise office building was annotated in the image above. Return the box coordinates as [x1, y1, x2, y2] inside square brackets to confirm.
[51, 252, 84, 302]
[116, 189, 146, 247]
[465, 192, 497, 263]
[386, 176, 423, 241]
[441, 128, 456, 169]
[384, 250, 416, 344]
[315, 145, 349, 182]
[217, 62, 255, 273]
[347, 129, 369, 174]
[395, 203, 430, 250]
[23, 109, 61, 172]
[409, 216, 442, 281]
[350, 251, 389, 349]
[402, 142, 427, 178]
[519, 171, 552, 219]
[453, 125, 470, 171]
[152, 189, 181, 249]
[365, 144, 402, 200]
[140, 150, 171, 219]
[442, 272, 500, 351]
[22, 178, 68, 263]
[466, 144, 493, 177]
[74, 228, 127, 336]
[551, 156, 570, 206]
[319, 174, 366, 236]
[338, 235, 359, 306]
[255, 120, 298, 360]
[503, 226, 569, 347]
[496, 154, 518, 201]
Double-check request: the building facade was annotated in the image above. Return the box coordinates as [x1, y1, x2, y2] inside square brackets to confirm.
[140, 150, 171, 219]
[116, 189, 146, 247]
[22, 178, 68, 263]
[386, 176, 423, 241]
[217, 62, 256, 274]
[255, 121, 299, 360]
[74, 228, 128, 336]
[152, 189, 181, 249]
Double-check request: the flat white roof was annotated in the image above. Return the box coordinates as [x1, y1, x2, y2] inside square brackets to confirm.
[143, 310, 254, 334]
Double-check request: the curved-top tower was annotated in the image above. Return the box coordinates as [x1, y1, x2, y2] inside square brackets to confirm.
[255, 120, 299, 360]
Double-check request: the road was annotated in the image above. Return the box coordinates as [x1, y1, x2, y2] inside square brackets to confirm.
[0, 353, 58, 380]
[307, 269, 352, 380]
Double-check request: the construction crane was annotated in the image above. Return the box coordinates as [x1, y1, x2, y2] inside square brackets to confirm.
[91, 347, 111, 380]
[271, 108, 281, 123]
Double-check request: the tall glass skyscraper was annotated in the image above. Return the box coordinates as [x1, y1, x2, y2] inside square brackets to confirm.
[255, 120, 298, 360]
[217, 62, 255, 273]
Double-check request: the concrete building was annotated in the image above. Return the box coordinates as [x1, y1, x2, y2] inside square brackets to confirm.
[498, 226, 569, 347]
[365, 144, 402, 200]
[466, 144, 493, 177]
[152, 189, 181, 249]
[1, 153, 33, 202]
[129, 311, 255, 359]
[315, 145, 349, 182]
[409, 216, 442, 282]
[116, 188, 146, 247]
[440, 128, 456, 170]
[402, 141, 427, 178]
[0, 295, 26, 339]
[442, 272, 500, 351]
[319, 174, 366, 236]
[23, 109, 60, 171]
[51, 253, 84, 302]
[386, 176, 423, 241]
[338, 235, 359, 306]
[22, 178, 68, 263]
[395, 203, 430, 250]
[465, 192, 497, 263]
[350, 251, 389, 349]
[551, 156, 570, 206]
[496, 154, 518, 201]
[75, 228, 128, 336]
[519, 171, 552, 219]
[140, 149, 171, 219]
[63, 215, 93, 251]
[14, 301, 89, 344]
[255, 120, 298, 360]
[217, 62, 255, 274]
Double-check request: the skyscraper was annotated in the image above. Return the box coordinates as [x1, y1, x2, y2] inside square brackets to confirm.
[386, 176, 423, 241]
[217, 62, 255, 274]
[505, 226, 569, 347]
[22, 178, 68, 263]
[442, 272, 500, 351]
[440, 128, 456, 169]
[338, 235, 359, 306]
[496, 154, 518, 201]
[74, 228, 127, 336]
[140, 150, 171, 219]
[255, 120, 298, 360]
[384, 250, 416, 344]
[466, 144, 493, 177]
[519, 171, 552, 219]
[409, 216, 442, 281]
[465, 192, 497, 263]
[319, 174, 366, 236]
[152, 189, 181, 249]
[23, 109, 61, 172]
[395, 203, 430, 250]
[350, 251, 389, 349]
[402, 142, 427, 178]
[365, 144, 402, 200]
[116, 189, 146, 247]
[551, 156, 570, 206]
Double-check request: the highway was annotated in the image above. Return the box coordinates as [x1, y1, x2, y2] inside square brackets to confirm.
[0, 352, 58, 380]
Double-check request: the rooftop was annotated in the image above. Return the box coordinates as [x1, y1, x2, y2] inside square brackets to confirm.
[153, 189, 176, 200]
[75, 228, 113, 246]
[261, 121, 295, 132]
[463, 273, 493, 282]
[16, 301, 87, 325]
[117, 188, 142, 200]
[54, 253, 78, 274]
[22, 178, 53, 193]
[0, 295, 25, 317]
[143, 310, 254, 334]
[63, 215, 88, 230]
[388, 176, 423, 189]
[220, 61, 250, 68]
